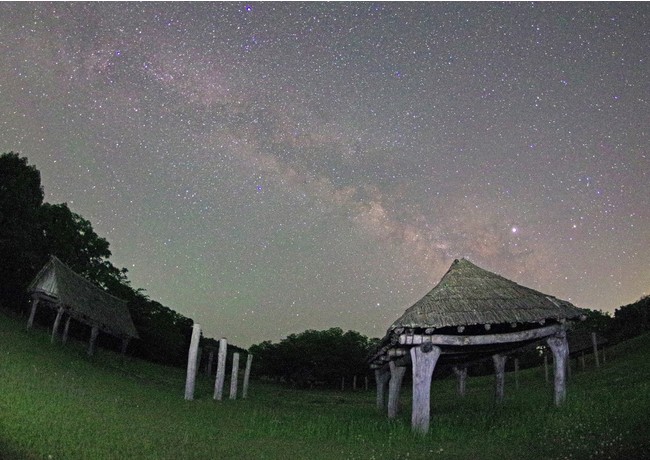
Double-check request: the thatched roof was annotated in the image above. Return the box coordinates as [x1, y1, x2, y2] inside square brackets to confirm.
[390, 258, 584, 331]
[28, 256, 138, 339]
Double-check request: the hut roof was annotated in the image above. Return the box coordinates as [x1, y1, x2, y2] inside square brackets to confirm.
[390, 258, 584, 331]
[28, 256, 138, 339]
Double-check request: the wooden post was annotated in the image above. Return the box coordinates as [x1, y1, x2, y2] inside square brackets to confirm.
[493, 354, 506, 403]
[62, 316, 72, 344]
[580, 351, 585, 370]
[87, 325, 100, 356]
[242, 354, 253, 399]
[547, 332, 569, 406]
[591, 332, 600, 368]
[387, 361, 406, 419]
[374, 368, 390, 411]
[353, 375, 357, 391]
[184, 324, 201, 400]
[206, 350, 215, 376]
[229, 352, 240, 400]
[453, 365, 468, 396]
[27, 298, 39, 329]
[544, 352, 549, 383]
[51, 306, 64, 343]
[341, 376, 345, 391]
[214, 338, 227, 400]
[121, 337, 130, 355]
[514, 358, 520, 390]
[410, 343, 441, 434]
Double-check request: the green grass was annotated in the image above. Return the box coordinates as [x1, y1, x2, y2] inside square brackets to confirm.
[1, 313, 649, 459]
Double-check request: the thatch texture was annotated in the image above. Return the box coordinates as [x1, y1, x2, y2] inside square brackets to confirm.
[390, 258, 584, 331]
[28, 256, 138, 339]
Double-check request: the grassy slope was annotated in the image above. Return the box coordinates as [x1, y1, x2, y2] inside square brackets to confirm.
[1, 313, 649, 460]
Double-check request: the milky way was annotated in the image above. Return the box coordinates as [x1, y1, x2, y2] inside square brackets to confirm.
[1, 3, 648, 346]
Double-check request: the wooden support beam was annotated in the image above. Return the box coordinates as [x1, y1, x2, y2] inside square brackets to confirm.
[184, 324, 201, 400]
[398, 324, 562, 346]
[353, 375, 357, 391]
[374, 367, 390, 411]
[242, 354, 253, 399]
[51, 306, 64, 343]
[453, 365, 468, 396]
[547, 332, 569, 406]
[229, 352, 240, 400]
[410, 343, 441, 435]
[493, 354, 506, 403]
[387, 361, 406, 419]
[591, 332, 600, 368]
[27, 298, 39, 329]
[87, 325, 100, 356]
[213, 338, 228, 400]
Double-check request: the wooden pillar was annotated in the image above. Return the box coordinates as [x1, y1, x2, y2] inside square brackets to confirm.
[51, 306, 64, 343]
[27, 298, 39, 329]
[121, 337, 130, 355]
[591, 332, 600, 368]
[374, 368, 390, 411]
[213, 338, 228, 400]
[547, 332, 569, 406]
[514, 358, 520, 390]
[62, 315, 72, 344]
[206, 350, 215, 376]
[387, 361, 406, 419]
[353, 375, 357, 391]
[453, 365, 468, 396]
[229, 352, 240, 400]
[410, 343, 441, 434]
[341, 376, 345, 391]
[493, 354, 507, 403]
[242, 354, 253, 399]
[87, 325, 100, 356]
[184, 324, 201, 400]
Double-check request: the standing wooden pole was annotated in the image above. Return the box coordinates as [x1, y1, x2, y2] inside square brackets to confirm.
[514, 358, 520, 390]
[374, 368, 390, 411]
[410, 343, 441, 434]
[242, 354, 253, 399]
[387, 361, 406, 419]
[206, 350, 215, 376]
[213, 338, 228, 400]
[27, 298, 39, 329]
[493, 354, 507, 403]
[87, 325, 100, 356]
[353, 375, 357, 391]
[184, 324, 201, 401]
[51, 306, 64, 343]
[453, 365, 468, 396]
[229, 352, 240, 400]
[547, 332, 569, 406]
[591, 332, 600, 368]
[62, 316, 72, 344]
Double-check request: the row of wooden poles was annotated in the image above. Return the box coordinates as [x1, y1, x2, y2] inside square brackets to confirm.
[184, 324, 253, 401]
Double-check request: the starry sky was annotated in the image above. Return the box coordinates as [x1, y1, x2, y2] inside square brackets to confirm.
[1, 2, 648, 347]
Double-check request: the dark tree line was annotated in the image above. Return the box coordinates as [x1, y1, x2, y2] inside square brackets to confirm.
[0, 152, 211, 367]
[249, 327, 378, 389]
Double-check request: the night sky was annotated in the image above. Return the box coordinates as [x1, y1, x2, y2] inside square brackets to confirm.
[1, 3, 648, 347]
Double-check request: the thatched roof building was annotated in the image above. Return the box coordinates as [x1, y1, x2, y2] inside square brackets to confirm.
[27, 256, 138, 354]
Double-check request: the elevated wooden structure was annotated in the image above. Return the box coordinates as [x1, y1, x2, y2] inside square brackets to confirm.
[27, 255, 138, 355]
[369, 258, 585, 433]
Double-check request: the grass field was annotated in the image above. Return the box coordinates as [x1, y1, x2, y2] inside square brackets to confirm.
[1, 313, 649, 460]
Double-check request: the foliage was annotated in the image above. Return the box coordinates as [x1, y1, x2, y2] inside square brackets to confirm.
[612, 295, 650, 341]
[249, 327, 373, 388]
[1, 313, 649, 459]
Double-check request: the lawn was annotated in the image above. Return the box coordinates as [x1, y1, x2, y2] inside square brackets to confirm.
[1, 313, 649, 459]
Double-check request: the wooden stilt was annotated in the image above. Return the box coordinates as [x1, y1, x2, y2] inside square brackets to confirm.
[27, 298, 39, 329]
[591, 332, 600, 368]
[387, 361, 406, 419]
[229, 352, 240, 400]
[214, 338, 228, 400]
[493, 354, 506, 403]
[374, 368, 390, 411]
[242, 354, 253, 399]
[341, 376, 345, 391]
[353, 375, 357, 391]
[514, 358, 520, 390]
[62, 315, 71, 344]
[206, 350, 215, 376]
[51, 306, 64, 343]
[410, 343, 441, 434]
[184, 324, 201, 400]
[547, 331, 569, 406]
[87, 325, 100, 356]
[453, 365, 468, 396]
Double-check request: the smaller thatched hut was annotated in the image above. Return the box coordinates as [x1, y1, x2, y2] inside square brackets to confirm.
[369, 258, 586, 433]
[27, 255, 138, 355]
